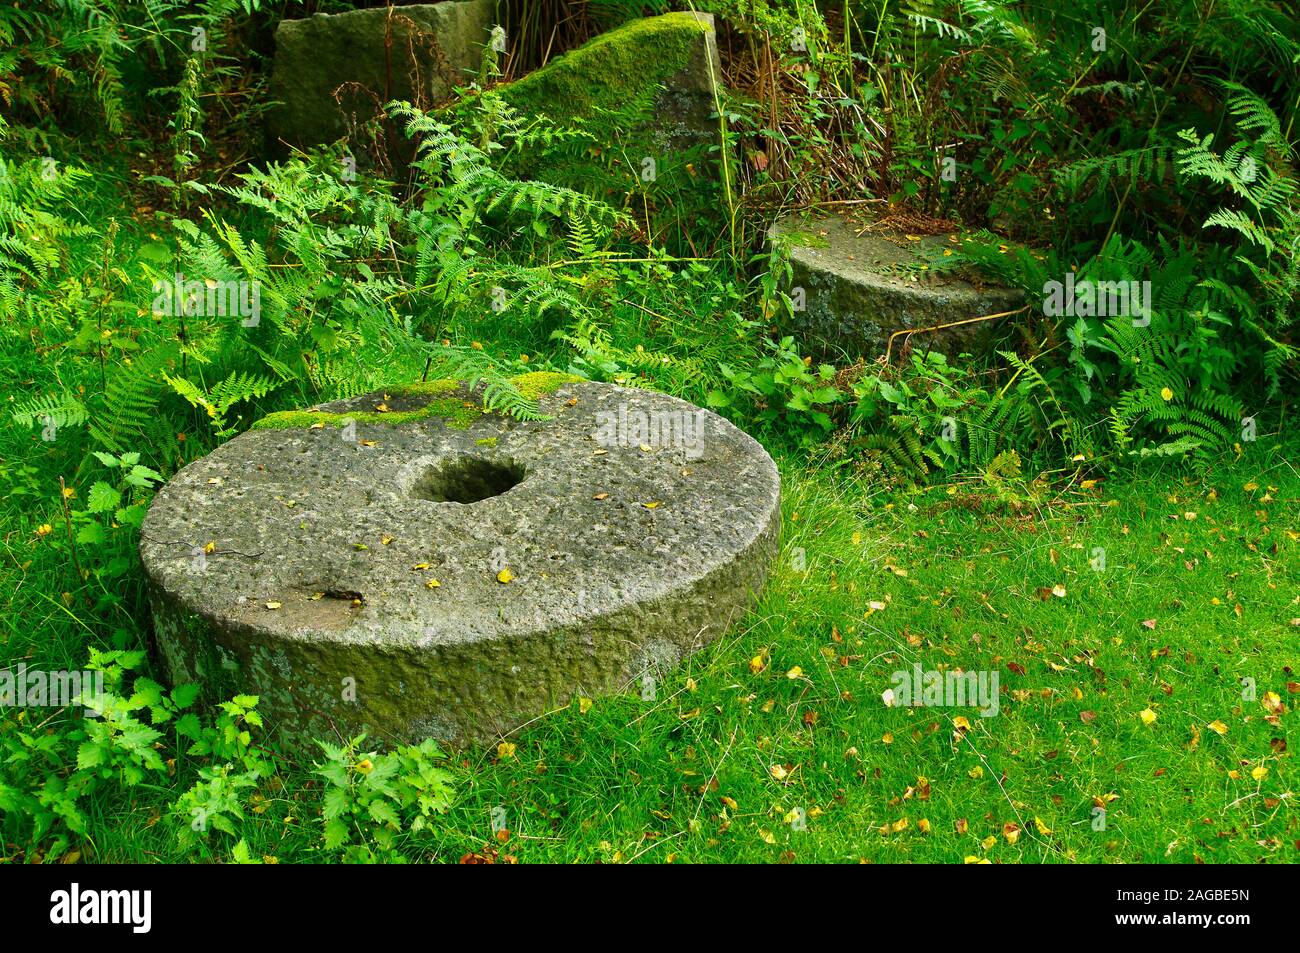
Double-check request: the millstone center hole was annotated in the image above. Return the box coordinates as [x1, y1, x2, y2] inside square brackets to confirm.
[409, 456, 525, 504]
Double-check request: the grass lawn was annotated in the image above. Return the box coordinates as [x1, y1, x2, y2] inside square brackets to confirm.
[9, 440, 1293, 863]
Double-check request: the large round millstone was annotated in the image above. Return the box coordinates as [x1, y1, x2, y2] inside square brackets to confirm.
[140, 377, 780, 748]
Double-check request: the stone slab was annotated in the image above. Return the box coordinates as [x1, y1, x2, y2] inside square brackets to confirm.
[268, 0, 493, 151]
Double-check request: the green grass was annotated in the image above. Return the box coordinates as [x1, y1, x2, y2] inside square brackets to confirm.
[412, 455, 1299, 864]
[6, 435, 1294, 862]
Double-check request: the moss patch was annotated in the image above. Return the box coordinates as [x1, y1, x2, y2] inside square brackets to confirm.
[510, 371, 581, 400]
[251, 373, 581, 432]
[495, 12, 707, 121]
[250, 399, 479, 432]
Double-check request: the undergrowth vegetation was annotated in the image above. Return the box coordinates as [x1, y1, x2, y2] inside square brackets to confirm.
[0, 0, 1295, 863]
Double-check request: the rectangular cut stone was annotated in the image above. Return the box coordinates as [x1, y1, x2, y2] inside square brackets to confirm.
[268, 0, 493, 152]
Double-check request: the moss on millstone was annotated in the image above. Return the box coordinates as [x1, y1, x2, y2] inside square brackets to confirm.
[251, 373, 580, 431]
[494, 12, 708, 120]
[250, 399, 479, 431]
[510, 371, 581, 400]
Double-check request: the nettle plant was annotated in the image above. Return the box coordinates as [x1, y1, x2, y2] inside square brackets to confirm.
[74, 451, 164, 579]
[709, 334, 841, 443]
[169, 693, 270, 856]
[314, 734, 456, 863]
[0, 648, 263, 862]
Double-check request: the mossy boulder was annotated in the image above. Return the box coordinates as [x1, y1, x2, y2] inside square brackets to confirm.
[496, 11, 722, 153]
[140, 379, 780, 749]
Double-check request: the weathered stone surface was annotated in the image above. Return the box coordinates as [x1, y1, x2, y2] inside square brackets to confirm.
[771, 214, 1025, 358]
[140, 378, 780, 748]
[497, 11, 723, 153]
[268, 0, 493, 151]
